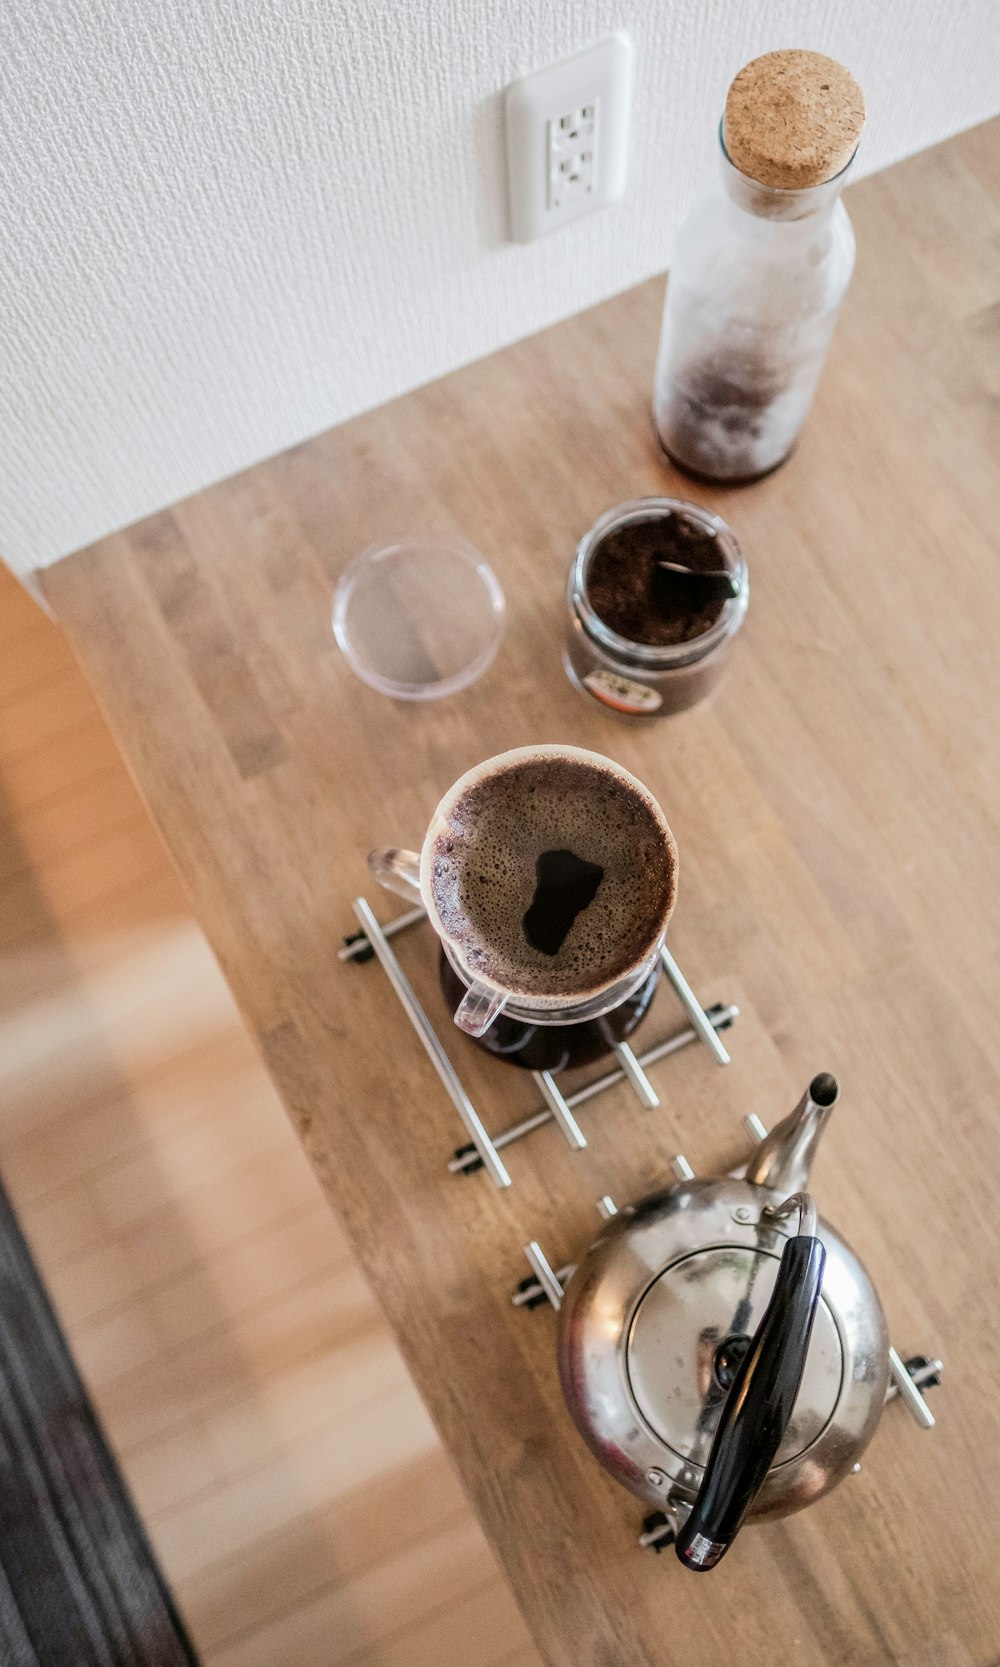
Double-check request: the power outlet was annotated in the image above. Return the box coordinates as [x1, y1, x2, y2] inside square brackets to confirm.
[549, 104, 597, 208]
[506, 37, 632, 242]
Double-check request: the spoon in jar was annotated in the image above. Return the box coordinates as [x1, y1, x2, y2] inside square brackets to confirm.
[653, 561, 740, 611]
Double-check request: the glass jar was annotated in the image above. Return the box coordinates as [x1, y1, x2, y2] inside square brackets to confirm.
[563, 497, 748, 719]
[653, 131, 857, 483]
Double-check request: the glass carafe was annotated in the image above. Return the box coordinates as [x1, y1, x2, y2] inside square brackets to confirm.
[653, 133, 856, 483]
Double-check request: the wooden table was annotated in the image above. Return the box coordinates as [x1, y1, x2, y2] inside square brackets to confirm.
[47, 121, 1000, 1667]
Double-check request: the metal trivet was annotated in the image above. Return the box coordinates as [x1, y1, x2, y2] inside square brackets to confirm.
[342, 896, 738, 1190]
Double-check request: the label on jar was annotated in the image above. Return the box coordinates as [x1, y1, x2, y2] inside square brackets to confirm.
[582, 668, 662, 715]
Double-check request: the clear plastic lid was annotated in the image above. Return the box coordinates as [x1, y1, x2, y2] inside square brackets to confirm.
[333, 539, 505, 701]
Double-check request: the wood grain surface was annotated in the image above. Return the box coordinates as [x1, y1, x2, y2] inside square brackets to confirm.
[46, 121, 1000, 1667]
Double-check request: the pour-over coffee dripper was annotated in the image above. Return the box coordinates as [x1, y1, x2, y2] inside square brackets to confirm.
[368, 744, 677, 1064]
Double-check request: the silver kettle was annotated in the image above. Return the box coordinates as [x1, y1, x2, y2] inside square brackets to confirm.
[523, 1074, 940, 1570]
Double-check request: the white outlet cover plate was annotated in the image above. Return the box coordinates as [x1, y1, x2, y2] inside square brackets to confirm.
[506, 35, 633, 243]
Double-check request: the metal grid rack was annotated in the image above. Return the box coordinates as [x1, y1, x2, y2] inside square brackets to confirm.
[342, 896, 739, 1189]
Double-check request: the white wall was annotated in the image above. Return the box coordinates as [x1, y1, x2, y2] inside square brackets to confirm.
[2, 0, 998, 576]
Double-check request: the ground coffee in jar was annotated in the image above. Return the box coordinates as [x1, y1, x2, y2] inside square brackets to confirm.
[563, 497, 748, 718]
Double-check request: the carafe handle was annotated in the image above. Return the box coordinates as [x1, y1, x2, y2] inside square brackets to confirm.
[368, 847, 423, 905]
[452, 979, 508, 1039]
[675, 1192, 826, 1572]
[367, 847, 508, 1038]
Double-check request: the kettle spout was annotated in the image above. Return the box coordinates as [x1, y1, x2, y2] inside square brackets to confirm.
[745, 1073, 839, 1197]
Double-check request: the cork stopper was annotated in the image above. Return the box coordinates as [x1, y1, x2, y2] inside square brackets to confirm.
[724, 51, 865, 191]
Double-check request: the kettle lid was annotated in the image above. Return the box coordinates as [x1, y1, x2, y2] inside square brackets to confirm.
[626, 1243, 844, 1467]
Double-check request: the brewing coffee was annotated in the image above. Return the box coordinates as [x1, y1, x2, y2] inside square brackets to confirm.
[427, 752, 677, 1004]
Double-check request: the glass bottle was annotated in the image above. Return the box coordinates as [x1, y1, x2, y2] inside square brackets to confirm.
[653, 52, 863, 483]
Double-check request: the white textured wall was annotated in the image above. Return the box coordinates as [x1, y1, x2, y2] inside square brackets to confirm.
[2, 1, 998, 575]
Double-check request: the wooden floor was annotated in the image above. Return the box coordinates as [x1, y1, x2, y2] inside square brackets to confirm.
[0, 563, 540, 1667]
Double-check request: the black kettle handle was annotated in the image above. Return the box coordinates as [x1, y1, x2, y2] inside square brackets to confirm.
[675, 1199, 827, 1573]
